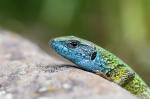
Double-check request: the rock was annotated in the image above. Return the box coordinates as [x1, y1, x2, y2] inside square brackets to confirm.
[0, 30, 137, 99]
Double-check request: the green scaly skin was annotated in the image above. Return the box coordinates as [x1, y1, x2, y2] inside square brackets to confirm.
[100, 48, 150, 98]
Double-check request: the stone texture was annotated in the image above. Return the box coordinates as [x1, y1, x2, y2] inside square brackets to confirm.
[0, 30, 137, 99]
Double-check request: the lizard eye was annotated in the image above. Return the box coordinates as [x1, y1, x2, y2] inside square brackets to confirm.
[67, 40, 80, 48]
[91, 52, 97, 60]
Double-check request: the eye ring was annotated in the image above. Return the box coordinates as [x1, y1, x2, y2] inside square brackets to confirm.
[67, 40, 80, 48]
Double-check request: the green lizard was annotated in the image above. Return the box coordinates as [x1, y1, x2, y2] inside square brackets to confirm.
[49, 36, 150, 99]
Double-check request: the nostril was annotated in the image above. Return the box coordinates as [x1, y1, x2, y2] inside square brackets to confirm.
[48, 39, 55, 47]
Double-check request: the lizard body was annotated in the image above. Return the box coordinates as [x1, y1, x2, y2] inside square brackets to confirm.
[49, 36, 150, 98]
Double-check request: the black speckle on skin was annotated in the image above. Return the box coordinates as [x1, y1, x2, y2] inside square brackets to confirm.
[91, 52, 97, 60]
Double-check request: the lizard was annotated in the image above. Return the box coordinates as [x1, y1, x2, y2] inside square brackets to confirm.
[49, 36, 150, 99]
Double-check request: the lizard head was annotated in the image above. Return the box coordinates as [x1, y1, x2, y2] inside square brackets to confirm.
[49, 36, 104, 72]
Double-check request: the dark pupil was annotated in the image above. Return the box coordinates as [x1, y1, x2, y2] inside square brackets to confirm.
[68, 40, 79, 48]
[91, 52, 97, 60]
[70, 42, 77, 47]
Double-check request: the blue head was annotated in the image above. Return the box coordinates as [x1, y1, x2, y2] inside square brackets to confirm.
[49, 36, 107, 73]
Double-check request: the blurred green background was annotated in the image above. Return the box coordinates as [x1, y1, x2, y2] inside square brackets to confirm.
[0, 0, 150, 85]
